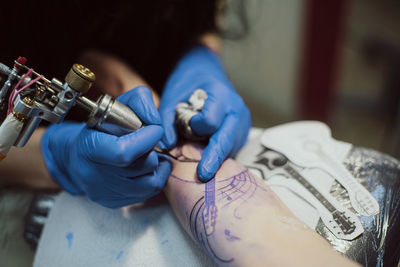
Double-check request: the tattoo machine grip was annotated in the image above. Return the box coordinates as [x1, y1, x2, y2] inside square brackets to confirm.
[84, 94, 143, 137]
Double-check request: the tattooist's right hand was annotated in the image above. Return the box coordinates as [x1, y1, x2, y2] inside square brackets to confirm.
[41, 87, 171, 208]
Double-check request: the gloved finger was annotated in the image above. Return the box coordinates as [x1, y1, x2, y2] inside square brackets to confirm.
[190, 94, 226, 136]
[85, 184, 146, 209]
[197, 114, 239, 182]
[83, 125, 163, 167]
[106, 151, 159, 178]
[156, 139, 168, 150]
[109, 157, 171, 199]
[82, 171, 155, 209]
[229, 107, 252, 157]
[230, 125, 247, 158]
[117, 86, 161, 125]
[159, 107, 178, 149]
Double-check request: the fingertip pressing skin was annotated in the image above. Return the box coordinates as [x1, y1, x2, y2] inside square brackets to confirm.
[195, 146, 212, 181]
[197, 114, 239, 182]
[197, 164, 214, 182]
[197, 150, 222, 182]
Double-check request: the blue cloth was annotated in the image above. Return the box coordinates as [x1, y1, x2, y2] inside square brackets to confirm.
[41, 87, 171, 208]
[159, 45, 252, 181]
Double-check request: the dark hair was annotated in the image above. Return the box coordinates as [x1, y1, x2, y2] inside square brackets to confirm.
[1, 0, 221, 94]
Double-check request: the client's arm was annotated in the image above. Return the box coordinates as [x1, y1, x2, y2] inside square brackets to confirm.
[0, 127, 58, 189]
[164, 143, 359, 267]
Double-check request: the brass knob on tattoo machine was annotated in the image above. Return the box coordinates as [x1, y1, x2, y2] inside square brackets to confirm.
[65, 64, 96, 94]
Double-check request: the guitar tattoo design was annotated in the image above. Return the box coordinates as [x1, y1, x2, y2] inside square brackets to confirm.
[253, 150, 364, 240]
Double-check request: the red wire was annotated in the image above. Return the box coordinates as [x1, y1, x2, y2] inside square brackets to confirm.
[7, 69, 33, 115]
[8, 74, 44, 116]
[12, 75, 43, 106]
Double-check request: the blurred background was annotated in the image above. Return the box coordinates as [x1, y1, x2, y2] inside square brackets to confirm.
[222, 0, 400, 157]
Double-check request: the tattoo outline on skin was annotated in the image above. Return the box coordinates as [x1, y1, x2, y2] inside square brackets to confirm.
[203, 177, 217, 235]
[224, 229, 241, 242]
[170, 168, 268, 264]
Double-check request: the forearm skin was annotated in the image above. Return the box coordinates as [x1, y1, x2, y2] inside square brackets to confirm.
[164, 144, 359, 267]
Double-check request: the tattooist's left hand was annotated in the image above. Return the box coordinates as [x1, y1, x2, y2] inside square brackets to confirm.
[159, 45, 251, 182]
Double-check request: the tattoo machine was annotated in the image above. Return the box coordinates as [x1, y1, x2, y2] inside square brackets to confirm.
[0, 57, 143, 160]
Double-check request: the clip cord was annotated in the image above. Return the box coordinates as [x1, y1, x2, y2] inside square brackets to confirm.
[7, 69, 32, 115]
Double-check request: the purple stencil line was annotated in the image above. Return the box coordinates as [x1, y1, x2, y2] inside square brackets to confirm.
[216, 169, 251, 183]
[203, 178, 217, 236]
[205, 178, 216, 206]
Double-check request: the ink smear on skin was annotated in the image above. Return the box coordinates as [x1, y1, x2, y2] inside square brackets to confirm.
[66, 232, 73, 249]
[224, 229, 241, 242]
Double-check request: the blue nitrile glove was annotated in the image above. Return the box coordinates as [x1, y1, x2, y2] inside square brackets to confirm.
[41, 86, 171, 208]
[159, 45, 251, 182]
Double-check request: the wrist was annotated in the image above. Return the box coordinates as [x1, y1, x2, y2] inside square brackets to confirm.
[199, 33, 221, 54]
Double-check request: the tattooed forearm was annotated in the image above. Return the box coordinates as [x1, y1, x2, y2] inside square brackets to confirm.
[164, 144, 360, 267]
[179, 169, 268, 264]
